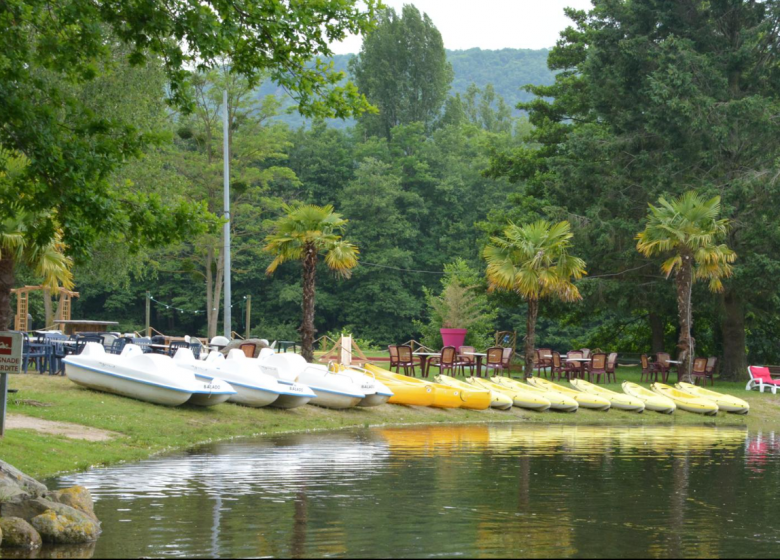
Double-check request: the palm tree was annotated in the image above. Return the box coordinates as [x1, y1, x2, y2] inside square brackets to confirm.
[636, 192, 736, 383]
[264, 204, 359, 362]
[0, 212, 74, 330]
[483, 220, 586, 378]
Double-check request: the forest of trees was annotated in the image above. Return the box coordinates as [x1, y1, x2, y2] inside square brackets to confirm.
[7, 1, 780, 380]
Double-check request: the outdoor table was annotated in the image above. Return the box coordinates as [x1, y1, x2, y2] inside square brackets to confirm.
[666, 360, 683, 381]
[413, 352, 440, 378]
[565, 357, 590, 378]
[462, 352, 487, 377]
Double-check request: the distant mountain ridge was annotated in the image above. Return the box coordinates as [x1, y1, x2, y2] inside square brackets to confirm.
[257, 48, 555, 129]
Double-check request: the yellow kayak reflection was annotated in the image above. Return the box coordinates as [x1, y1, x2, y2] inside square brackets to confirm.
[377, 424, 747, 457]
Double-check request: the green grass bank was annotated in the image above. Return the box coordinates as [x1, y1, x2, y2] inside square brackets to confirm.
[1, 365, 779, 480]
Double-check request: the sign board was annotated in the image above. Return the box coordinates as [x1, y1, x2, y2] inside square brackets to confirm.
[0, 332, 22, 374]
[0, 331, 22, 438]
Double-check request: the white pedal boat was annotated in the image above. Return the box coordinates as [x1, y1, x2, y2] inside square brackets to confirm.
[201, 350, 315, 409]
[63, 343, 235, 407]
[254, 353, 365, 409]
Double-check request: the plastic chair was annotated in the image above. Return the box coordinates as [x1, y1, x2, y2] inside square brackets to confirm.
[458, 346, 476, 375]
[22, 338, 49, 374]
[588, 353, 607, 383]
[485, 347, 505, 376]
[132, 337, 152, 353]
[704, 357, 718, 385]
[388, 345, 400, 372]
[190, 341, 203, 360]
[397, 345, 416, 376]
[655, 352, 672, 383]
[746, 366, 780, 394]
[430, 346, 462, 376]
[168, 340, 190, 357]
[605, 352, 618, 383]
[551, 352, 566, 380]
[691, 357, 709, 385]
[564, 351, 584, 379]
[640, 354, 656, 382]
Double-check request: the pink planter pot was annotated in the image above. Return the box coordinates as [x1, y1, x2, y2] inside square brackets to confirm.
[440, 328, 468, 350]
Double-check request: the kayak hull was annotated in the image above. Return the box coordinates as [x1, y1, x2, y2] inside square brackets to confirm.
[570, 379, 645, 413]
[469, 378, 550, 411]
[493, 376, 578, 412]
[363, 365, 436, 407]
[622, 382, 676, 414]
[651, 383, 719, 416]
[528, 377, 611, 411]
[435, 375, 493, 410]
[675, 382, 749, 415]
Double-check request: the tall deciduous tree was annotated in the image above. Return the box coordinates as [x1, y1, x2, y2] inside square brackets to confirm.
[636, 193, 736, 382]
[350, 4, 454, 139]
[264, 205, 359, 362]
[488, 1, 780, 376]
[0, 0, 378, 279]
[483, 220, 586, 378]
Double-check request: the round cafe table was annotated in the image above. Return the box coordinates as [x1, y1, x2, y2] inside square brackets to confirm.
[462, 352, 487, 377]
[412, 352, 440, 378]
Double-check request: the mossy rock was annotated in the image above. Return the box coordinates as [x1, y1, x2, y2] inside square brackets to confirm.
[31, 508, 100, 545]
[48, 487, 96, 521]
[0, 517, 42, 549]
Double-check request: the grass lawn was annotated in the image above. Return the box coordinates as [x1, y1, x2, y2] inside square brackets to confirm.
[2, 362, 779, 480]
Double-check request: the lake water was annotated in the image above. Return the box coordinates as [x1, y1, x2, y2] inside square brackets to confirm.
[38, 424, 780, 558]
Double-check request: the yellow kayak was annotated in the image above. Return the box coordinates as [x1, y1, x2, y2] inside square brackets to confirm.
[435, 375, 493, 410]
[362, 364, 435, 407]
[493, 376, 578, 412]
[651, 383, 718, 416]
[467, 377, 551, 412]
[675, 382, 748, 415]
[528, 377, 611, 411]
[363, 364, 461, 409]
[622, 382, 676, 414]
[570, 379, 645, 413]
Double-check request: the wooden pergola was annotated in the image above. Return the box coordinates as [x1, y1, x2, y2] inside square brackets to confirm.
[10, 286, 80, 331]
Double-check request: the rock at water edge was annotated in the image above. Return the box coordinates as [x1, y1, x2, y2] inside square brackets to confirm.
[0, 517, 42, 549]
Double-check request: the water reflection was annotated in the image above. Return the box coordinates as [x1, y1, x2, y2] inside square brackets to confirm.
[44, 424, 780, 559]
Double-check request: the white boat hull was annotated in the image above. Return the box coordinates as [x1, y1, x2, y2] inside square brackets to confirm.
[64, 345, 199, 407]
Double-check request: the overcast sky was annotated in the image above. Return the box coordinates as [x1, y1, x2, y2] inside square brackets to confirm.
[331, 0, 594, 54]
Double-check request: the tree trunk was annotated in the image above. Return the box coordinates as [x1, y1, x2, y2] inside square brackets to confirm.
[649, 312, 665, 353]
[675, 255, 694, 383]
[0, 257, 14, 331]
[300, 243, 318, 363]
[721, 290, 747, 381]
[524, 298, 539, 379]
[43, 288, 53, 328]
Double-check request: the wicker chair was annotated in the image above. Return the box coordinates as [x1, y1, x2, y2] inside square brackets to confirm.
[430, 346, 461, 376]
[459, 346, 477, 376]
[580, 348, 592, 359]
[640, 354, 656, 382]
[605, 352, 618, 383]
[397, 345, 416, 376]
[588, 353, 608, 383]
[533, 350, 547, 378]
[691, 357, 709, 385]
[501, 347, 514, 373]
[655, 352, 672, 383]
[485, 347, 505, 376]
[564, 350, 585, 379]
[551, 351, 566, 380]
[388, 345, 401, 373]
[704, 357, 718, 385]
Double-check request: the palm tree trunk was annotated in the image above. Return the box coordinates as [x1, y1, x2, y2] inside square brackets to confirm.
[0, 257, 14, 331]
[676, 255, 694, 383]
[524, 298, 539, 379]
[300, 243, 318, 363]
